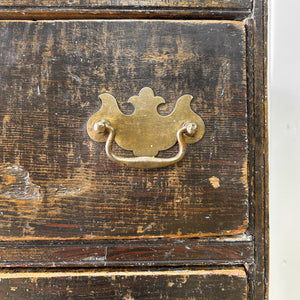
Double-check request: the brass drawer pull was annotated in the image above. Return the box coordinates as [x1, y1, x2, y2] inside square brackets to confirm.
[87, 87, 205, 169]
[93, 120, 197, 169]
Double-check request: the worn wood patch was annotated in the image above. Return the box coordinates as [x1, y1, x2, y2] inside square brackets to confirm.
[0, 20, 247, 240]
[0, 268, 248, 299]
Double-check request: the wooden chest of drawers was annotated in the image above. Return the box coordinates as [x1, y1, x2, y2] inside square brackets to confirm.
[0, 1, 268, 299]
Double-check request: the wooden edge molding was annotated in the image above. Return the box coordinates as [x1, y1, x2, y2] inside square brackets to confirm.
[0, 241, 253, 267]
[0, 267, 248, 299]
[0, 0, 252, 10]
[0, 8, 251, 20]
[0, 268, 247, 279]
[243, 0, 268, 298]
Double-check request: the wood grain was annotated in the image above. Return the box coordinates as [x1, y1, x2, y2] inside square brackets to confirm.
[0, 268, 248, 300]
[0, 0, 252, 10]
[0, 20, 248, 240]
[245, 0, 269, 298]
[0, 0, 268, 298]
[0, 240, 253, 267]
[0, 9, 251, 21]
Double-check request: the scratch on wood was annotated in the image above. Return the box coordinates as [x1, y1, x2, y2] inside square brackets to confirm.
[136, 223, 156, 234]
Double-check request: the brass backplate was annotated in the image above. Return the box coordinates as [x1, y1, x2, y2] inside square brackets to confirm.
[87, 87, 205, 157]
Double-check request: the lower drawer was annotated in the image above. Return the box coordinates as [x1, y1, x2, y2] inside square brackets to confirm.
[0, 268, 247, 299]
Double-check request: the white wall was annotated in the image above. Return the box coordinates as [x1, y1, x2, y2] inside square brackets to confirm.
[269, 0, 300, 299]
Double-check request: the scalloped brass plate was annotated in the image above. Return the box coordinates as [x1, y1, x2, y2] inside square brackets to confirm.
[87, 87, 205, 169]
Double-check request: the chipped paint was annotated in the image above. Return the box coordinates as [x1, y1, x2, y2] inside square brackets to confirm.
[209, 176, 220, 189]
[241, 158, 248, 189]
[123, 290, 134, 300]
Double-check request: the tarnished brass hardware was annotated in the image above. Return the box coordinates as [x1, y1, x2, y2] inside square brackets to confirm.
[93, 120, 197, 169]
[87, 87, 205, 169]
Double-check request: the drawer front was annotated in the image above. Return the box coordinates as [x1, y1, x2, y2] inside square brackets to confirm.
[0, 20, 247, 240]
[0, 0, 252, 10]
[0, 268, 248, 299]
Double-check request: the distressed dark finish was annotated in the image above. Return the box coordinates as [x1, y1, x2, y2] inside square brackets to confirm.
[0, 0, 268, 299]
[0, 268, 248, 300]
[0, 9, 251, 21]
[0, 0, 252, 10]
[0, 20, 248, 240]
[245, 0, 269, 298]
[0, 240, 253, 267]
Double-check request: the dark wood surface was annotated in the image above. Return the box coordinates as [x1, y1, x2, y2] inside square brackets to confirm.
[0, 10, 251, 22]
[0, 268, 248, 300]
[0, 240, 253, 267]
[0, 20, 248, 240]
[245, 0, 269, 298]
[0, 0, 252, 10]
[0, 1, 268, 299]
